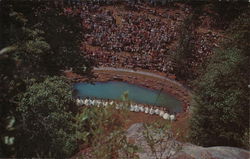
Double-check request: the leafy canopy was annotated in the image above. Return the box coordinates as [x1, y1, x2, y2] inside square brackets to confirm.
[189, 9, 250, 148]
[16, 76, 78, 158]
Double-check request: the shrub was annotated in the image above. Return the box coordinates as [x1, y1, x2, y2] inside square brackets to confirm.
[15, 76, 78, 158]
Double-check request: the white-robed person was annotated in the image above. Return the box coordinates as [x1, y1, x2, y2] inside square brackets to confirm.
[109, 100, 114, 106]
[116, 102, 122, 110]
[96, 100, 101, 107]
[163, 112, 170, 120]
[90, 99, 95, 106]
[93, 98, 98, 106]
[130, 104, 135, 112]
[149, 107, 154, 115]
[159, 108, 165, 117]
[103, 101, 108, 107]
[86, 98, 91, 106]
[139, 105, 144, 112]
[170, 114, 176, 121]
[84, 98, 89, 106]
[80, 99, 84, 106]
[154, 106, 159, 115]
[144, 106, 149, 114]
[76, 98, 81, 106]
[134, 104, 140, 112]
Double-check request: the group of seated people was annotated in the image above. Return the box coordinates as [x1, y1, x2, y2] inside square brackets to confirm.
[84, 48, 172, 72]
[76, 97, 176, 121]
[65, 2, 181, 73]
[65, 1, 220, 78]
[86, 12, 177, 55]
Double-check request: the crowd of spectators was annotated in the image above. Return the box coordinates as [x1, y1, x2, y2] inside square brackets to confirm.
[66, 2, 182, 72]
[190, 31, 220, 70]
[65, 2, 221, 75]
[87, 13, 177, 54]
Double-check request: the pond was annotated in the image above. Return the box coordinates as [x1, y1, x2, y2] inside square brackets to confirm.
[74, 81, 183, 113]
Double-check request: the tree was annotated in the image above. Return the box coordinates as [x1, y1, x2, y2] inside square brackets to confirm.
[142, 121, 181, 159]
[226, 9, 250, 55]
[189, 10, 250, 148]
[0, 1, 94, 156]
[75, 102, 138, 159]
[30, 6, 93, 76]
[0, 7, 53, 156]
[0, 0, 93, 78]
[15, 76, 78, 158]
[189, 48, 249, 147]
[209, 1, 249, 29]
[0, 4, 37, 156]
[171, 14, 196, 82]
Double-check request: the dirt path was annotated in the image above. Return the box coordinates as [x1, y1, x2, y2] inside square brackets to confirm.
[94, 67, 191, 93]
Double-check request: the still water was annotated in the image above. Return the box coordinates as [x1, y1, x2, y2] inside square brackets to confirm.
[74, 81, 183, 113]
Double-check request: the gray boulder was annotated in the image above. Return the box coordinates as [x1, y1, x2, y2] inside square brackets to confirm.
[126, 123, 250, 159]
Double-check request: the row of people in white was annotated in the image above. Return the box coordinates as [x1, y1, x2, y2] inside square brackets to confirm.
[129, 104, 175, 121]
[76, 98, 176, 121]
[76, 98, 106, 107]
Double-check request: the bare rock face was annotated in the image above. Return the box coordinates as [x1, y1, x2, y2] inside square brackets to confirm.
[126, 123, 250, 159]
[172, 144, 250, 159]
[126, 123, 181, 159]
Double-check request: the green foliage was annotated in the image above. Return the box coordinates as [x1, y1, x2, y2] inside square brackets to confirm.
[172, 14, 196, 81]
[121, 91, 129, 102]
[226, 9, 250, 54]
[31, 7, 93, 75]
[209, 1, 249, 29]
[189, 46, 249, 147]
[1, 3, 51, 78]
[242, 128, 250, 150]
[142, 121, 181, 159]
[189, 9, 250, 148]
[0, 51, 26, 158]
[76, 105, 139, 159]
[15, 77, 78, 158]
[0, 1, 94, 157]
[0, 6, 49, 156]
[1, 0, 93, 78]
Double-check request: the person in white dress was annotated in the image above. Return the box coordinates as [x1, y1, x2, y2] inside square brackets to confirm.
[154, 107, 159, 115]
[163, 112, 170, 120]
[86, 99, 91, 106]
[130, 104, 136, 111]
[139, 105, 144, 112]
[109, 100, 114, 106]
[170, 114, 176, 121]
[80, 99, 84, 106]
[144, 106, 149, 114]
[84, 99, 88, 105]
[93, 99, 98, 106]
[159, 108, 165, 117]
[96, 100, 101, 107]
[76, 98, 81, 106]
[134, 104, 139, 112]
[115, 102, 121, 110]
[149, 107, 154, 115]
[103, 101, 108, 107]
[90, 99, 95, 106]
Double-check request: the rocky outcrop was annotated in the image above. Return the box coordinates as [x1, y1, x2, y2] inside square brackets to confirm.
[172, 144, 250, 159]
[126, 123, 250, 159]
[126, 122, 181, 159]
